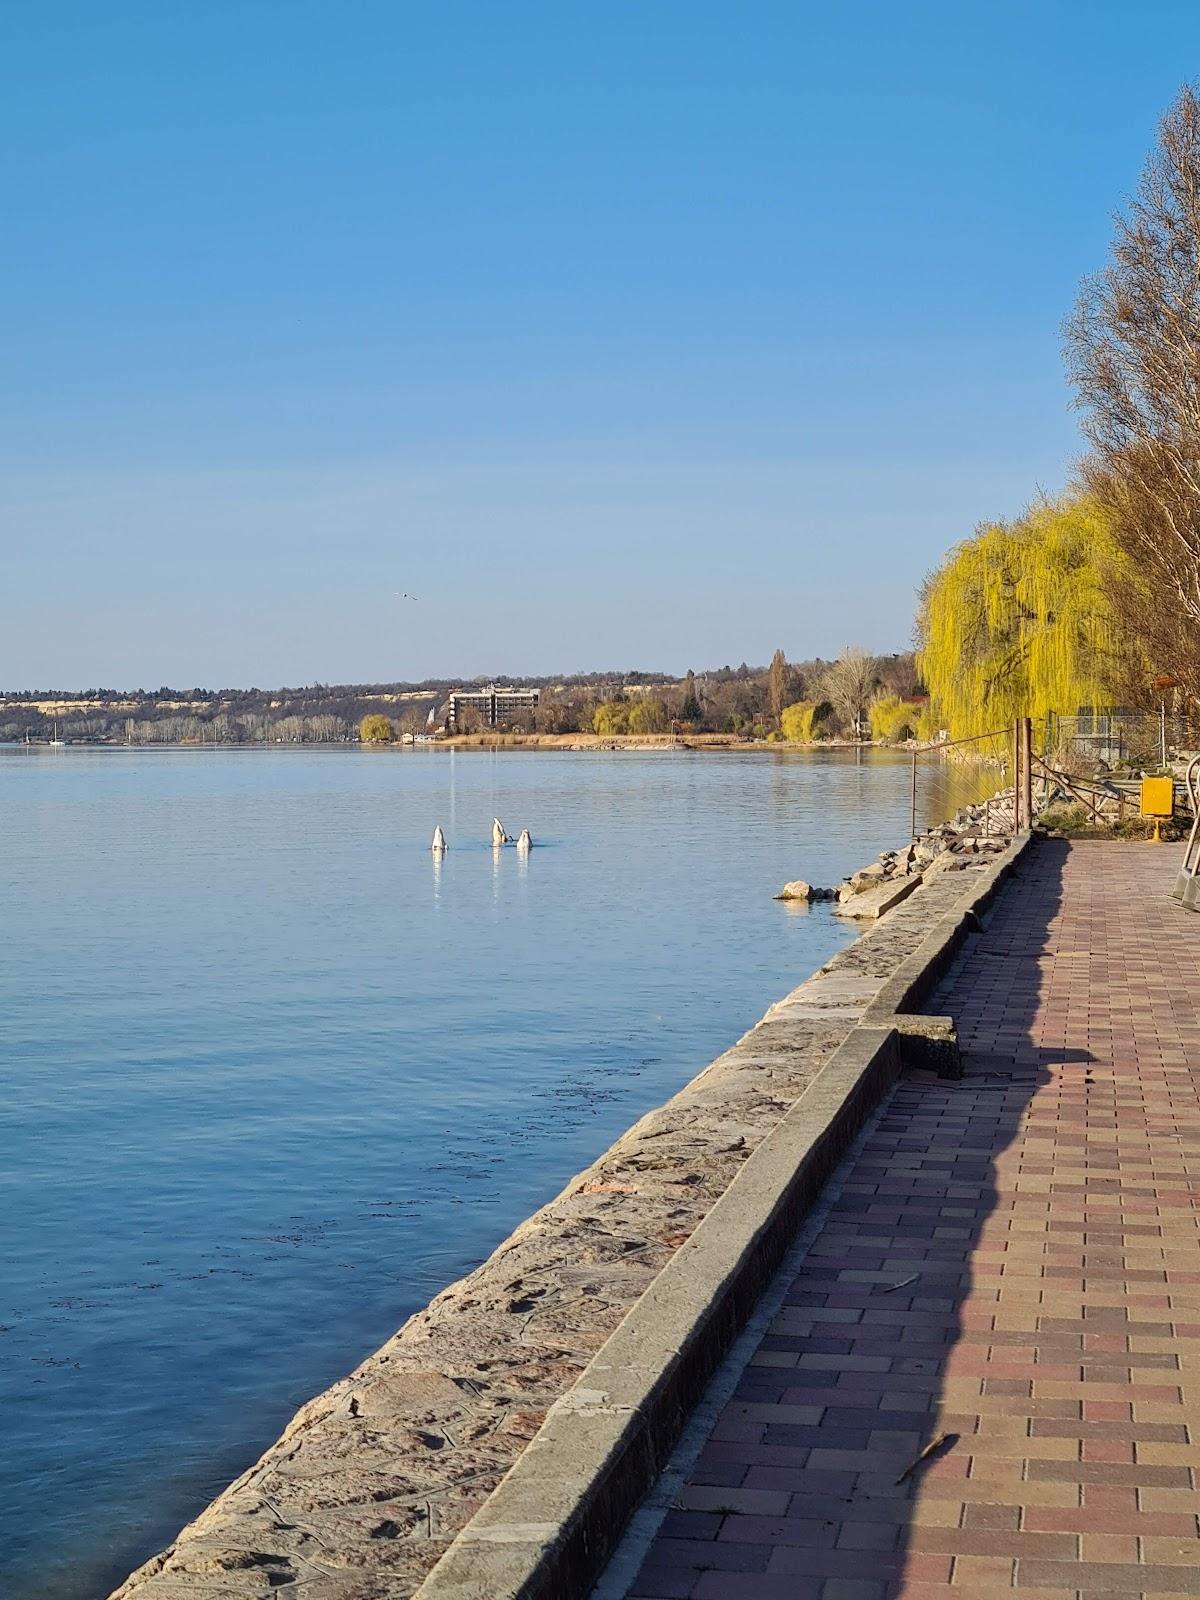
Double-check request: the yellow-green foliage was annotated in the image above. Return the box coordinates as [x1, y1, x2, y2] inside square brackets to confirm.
[780, 701, 818, 742]
[627, 697, 669, 734]
[914, 703, 941, 742]
[870, 696, 914, 743]
[592, 701, 630, 736]
[359, 713, 394, 743]
[917, 497, 1125, 739]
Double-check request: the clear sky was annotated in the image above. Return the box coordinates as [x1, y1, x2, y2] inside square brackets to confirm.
[4, 1, 1198, 690]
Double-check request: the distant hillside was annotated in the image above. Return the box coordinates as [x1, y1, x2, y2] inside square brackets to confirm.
[0, 671, 677, 745]
[1, 655, 919, 744]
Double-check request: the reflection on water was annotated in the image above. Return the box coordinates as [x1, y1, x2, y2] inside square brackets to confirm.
[2, 745, 930, 1599]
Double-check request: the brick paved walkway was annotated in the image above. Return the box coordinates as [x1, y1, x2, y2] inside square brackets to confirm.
[621, 840, 1200, 1599]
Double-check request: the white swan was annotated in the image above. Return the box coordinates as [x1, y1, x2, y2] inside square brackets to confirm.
[492, 817, 510, 847]
[516, 829, 533, 851]
[431, 826, 447, 852]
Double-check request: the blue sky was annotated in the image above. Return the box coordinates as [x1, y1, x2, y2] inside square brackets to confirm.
[3, 1, 1198, 689]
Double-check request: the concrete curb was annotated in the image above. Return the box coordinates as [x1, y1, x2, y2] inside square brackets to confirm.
[414, 833, 1034, 1600]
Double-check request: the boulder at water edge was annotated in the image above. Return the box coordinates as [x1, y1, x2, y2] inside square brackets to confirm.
[774, 879, 814, 902]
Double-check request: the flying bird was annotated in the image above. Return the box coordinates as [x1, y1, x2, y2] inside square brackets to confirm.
[395, 591, 420, 601]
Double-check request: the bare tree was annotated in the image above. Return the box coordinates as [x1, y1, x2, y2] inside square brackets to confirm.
[820, 646, 878, 740]
[1065, 84, 1200, 695]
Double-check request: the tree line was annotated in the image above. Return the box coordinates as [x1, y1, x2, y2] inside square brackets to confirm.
[489, 651, 921, 741]
[5, 656, 925, 746]
[363, 651, 923, 743]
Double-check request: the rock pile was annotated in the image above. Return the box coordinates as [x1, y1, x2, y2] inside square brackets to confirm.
[777, 790, 1017, 907]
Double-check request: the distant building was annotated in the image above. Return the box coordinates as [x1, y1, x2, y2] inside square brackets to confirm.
[446, 683, 540, 731]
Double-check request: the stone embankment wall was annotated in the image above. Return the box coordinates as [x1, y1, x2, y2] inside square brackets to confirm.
[110, 822, 1019, 1600]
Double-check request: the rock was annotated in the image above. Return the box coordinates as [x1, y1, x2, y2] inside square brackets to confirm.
[834, 872, 923, 920]
[774, 879, 814, 902]
[925, 853, 970, 878]
[843, 862, 887, 895]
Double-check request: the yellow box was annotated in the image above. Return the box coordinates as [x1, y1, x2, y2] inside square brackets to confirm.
[1141, 776, 1175, 817]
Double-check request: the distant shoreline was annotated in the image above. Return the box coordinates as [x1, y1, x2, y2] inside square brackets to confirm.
[5, 734, 882, 754]
[431, 732, 873, 752]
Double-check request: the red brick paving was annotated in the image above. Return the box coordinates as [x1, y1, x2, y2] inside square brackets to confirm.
[624, 840, 1200, 1598]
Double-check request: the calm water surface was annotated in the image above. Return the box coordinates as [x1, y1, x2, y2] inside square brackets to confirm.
[2, 747, 947, 1597]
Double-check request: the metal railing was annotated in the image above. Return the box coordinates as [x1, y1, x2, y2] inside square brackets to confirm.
[1030, 754, 1130, 827]
[908, 727, 1013, 838]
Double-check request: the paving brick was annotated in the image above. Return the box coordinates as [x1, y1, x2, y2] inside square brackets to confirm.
[629, 1568, 696, 1599]
[1077, 1532, 1140, 1564]
[693, 1577, 823, 1599]
[644, 1538, 770, 1573]
[1019, 1561, 1200, 1593]
[611, 843, 1200, 1600]
[961, 1502, 1020, 1530]
[715, 1515, 838, 1547]
[679, 1486, 792, 1515]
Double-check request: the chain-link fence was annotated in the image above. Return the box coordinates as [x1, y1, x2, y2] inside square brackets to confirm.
[1047, 711, 1200, 772]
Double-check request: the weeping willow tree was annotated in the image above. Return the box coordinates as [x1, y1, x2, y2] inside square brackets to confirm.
[869, 696, 916, 743]
[780, 701, 819, 741]
[917, 496, 1132, 739]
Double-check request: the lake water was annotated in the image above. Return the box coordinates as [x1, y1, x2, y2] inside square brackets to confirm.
[1, 746, 958, 1598]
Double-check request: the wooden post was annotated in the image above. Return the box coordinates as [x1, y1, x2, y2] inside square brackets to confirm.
[1013, 719, 1022, 832]
[1021, 716, 1034, 832]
